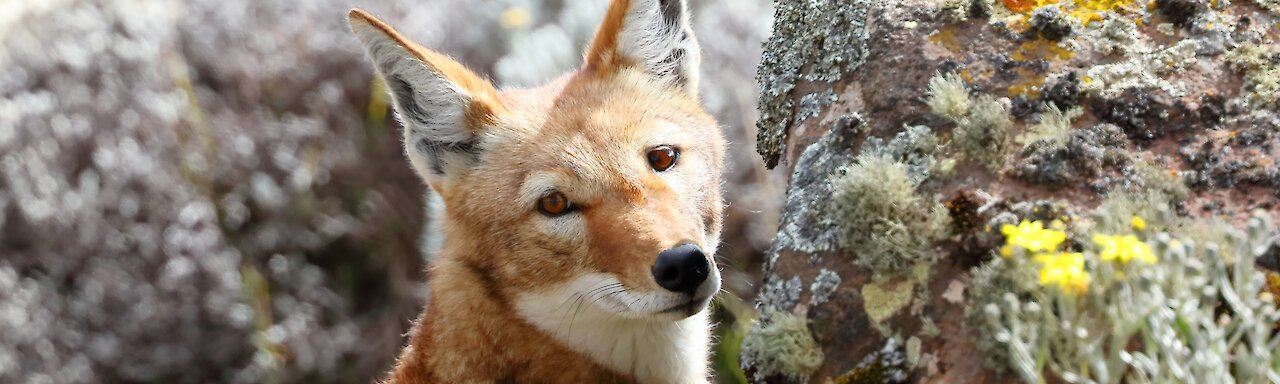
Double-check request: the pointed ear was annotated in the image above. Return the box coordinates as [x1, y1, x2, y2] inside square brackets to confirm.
[348, 9, 503, 192]
[585, 0, 701, 95]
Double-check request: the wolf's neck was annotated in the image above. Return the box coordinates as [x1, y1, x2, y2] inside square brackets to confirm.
[513, 283, 713, 384]
[397, 257, 619, 382]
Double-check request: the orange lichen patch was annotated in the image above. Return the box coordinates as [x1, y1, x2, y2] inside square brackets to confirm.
[1007, 67, 1048, 97]
[1008, 82, 1045, 98]
[1003, 0, 1037, 12]
[1002, 0, 1139, 25]
[929, 27, 964, 52]
[1012, 39, 1075, 62]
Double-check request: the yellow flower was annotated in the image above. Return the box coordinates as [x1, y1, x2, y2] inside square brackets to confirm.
[1130, 216, 1147, 231]
[1035, 252, 1091, 294]
[1000, 220, 1067, 256]
[1092, 234, 1157, 264]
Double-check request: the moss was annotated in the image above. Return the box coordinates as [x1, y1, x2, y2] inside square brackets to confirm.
[954, 94, 1014, 171]
[1019, 103, 1082, 147]
[832, 155, 946, 274]
[926, 72, 971, 121]
[741, 310, 825, 382]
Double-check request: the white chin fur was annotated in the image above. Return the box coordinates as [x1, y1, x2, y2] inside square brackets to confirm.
[514, 273, 715, 383]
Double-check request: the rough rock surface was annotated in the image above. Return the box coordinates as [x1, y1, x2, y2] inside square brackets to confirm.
[744, 0, 1280, 382]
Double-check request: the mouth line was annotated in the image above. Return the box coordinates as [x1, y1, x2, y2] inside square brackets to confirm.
[656, 296, 711, 315]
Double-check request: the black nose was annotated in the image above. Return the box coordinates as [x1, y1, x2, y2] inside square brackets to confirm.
[651, 244, 710, 294]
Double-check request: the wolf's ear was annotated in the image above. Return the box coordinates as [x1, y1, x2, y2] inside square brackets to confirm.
[348, 9, 502, 192]
[585, 0, 700, 96]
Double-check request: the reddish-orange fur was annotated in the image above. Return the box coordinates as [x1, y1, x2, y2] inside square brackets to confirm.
[349, 1, 724, 382]
[585, 0, 634, 74]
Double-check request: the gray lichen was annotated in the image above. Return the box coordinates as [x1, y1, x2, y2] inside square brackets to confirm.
[794, 89, 840, 125]
[860, 124, 950, 184]
[1226, 42, 1280, 111]
[1015, 123, 1128, 185]
[834, 337, 910, 383]
[1081, 39, 1199, 98]
[763, 115, 865, 265]
[759, 275, 806, 313]
[756, 0, 873, 168]
[1027, 5, 1073, 41]
[1092, 16, 1140, 56]
[809, 269, 842, 306]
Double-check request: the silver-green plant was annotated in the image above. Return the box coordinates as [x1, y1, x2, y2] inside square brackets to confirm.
[979, 211, 1280, 384]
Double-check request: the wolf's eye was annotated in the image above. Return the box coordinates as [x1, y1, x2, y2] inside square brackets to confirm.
[647, 145, 678, 172]
[537, 191, 576, 217]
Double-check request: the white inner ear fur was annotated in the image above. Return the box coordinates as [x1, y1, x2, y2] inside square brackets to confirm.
[616, 0, 700, 91]
[514, 273, 713, 384]
[350, 21, 477, 188]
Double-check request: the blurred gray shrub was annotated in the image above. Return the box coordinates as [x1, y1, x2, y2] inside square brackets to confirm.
[0, 0, 775, 383]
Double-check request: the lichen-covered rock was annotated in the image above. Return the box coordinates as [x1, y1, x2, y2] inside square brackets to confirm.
[747, 0, 1280, 382]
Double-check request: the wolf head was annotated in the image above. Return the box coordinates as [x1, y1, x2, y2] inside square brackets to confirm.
[349, 0, 724, 326]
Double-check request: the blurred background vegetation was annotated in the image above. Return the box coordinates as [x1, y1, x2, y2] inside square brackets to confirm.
[0, 1, 779, 382]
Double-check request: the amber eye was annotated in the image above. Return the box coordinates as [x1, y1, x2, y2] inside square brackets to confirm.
[647, 145, 678, 172]
[536, 191, 576, 217]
